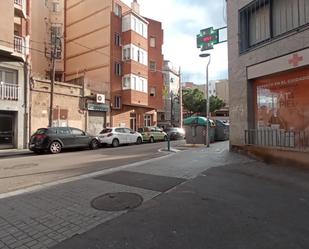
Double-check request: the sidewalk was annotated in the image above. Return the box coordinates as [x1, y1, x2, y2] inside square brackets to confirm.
[1, 141, 308, 249]
[0, 149, 32, 158]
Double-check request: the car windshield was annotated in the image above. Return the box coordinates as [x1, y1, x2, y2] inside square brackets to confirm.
[100, 128, 113, 134]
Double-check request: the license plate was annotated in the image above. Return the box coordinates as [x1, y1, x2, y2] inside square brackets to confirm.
[29, 144, 35, 148]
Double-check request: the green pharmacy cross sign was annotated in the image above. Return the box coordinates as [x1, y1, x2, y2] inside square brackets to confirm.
[197, 27, 219, 51]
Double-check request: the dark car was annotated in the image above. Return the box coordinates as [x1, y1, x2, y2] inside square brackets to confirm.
[29, 127, 99, 154]
[214, 120, 229, 141]
[164, 127, 186, 140]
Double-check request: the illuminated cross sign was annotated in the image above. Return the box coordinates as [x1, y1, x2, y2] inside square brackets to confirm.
[197, 27, 219, 51]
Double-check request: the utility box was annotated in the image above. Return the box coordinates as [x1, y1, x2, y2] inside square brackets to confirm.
[183, 116, 215, 144]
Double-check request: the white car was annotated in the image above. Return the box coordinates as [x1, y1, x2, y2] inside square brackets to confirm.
[98, 127, 143, 147]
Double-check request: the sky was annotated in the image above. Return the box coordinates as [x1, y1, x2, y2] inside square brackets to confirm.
[122, 0, 228, 84]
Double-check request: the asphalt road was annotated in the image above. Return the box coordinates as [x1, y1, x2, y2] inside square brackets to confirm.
[0, 140, 184, 194]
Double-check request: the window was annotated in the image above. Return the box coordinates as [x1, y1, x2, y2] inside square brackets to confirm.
[70, 128, 85, 135]
[114, 96, 121, 109]
[55, 71, 63, 81]
[239, 0, 309, 53]
[149, 61, 156, 71]
[115, 62, 122, 76]
[114, 3, 122, 16]
[150, 37, 156, 47]
[144, 115, 152, 127]
[57, 127, 70, 135]
[123, 47, 130, 60]
[51, 25, 62, 46]
[150, 87, 156, 97]
[52, 2, 60, 12]
[122, 76, 130, 89]
[115, 33, 121, 46]
[0, 68, 17, 84]
[122, 74, 148, 93]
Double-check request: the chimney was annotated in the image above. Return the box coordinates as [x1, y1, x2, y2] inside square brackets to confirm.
[131, 0, 140, 14]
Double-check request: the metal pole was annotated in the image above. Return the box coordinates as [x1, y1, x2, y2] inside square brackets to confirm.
[179, 67, 183, 128]
[48, 46, 56, 127]
[206, 56, 211, 147]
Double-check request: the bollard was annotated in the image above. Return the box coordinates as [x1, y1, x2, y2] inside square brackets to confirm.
[167, 134, 170, 151]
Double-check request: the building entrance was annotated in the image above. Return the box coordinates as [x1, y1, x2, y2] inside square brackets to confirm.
[0, 112, 15, 149]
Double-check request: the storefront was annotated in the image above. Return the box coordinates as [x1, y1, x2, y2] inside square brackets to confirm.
[253, 66, 309, 133]
[87, 103, 109, 135]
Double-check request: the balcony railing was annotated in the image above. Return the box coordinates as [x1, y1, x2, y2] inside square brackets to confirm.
[245, 129, 308, 152]
[14, 0, 22, 5]
[0, 82, 19, 101]
[14, 35, 24, 54]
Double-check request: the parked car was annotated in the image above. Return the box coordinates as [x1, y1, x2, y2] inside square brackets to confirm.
[215, 120, 230, 141]
[164, 127, 186, 140]
[29, 127, 99, 154]
[98, 127, 143, 147]
[137, 126, 168, 143]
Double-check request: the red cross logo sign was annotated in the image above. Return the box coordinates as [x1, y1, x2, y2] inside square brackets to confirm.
[288, 53, 303, 67]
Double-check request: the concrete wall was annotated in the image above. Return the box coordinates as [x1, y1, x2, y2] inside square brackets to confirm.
[65, 0, 112, 101]
[227, 0, 309, 146]
[30, 79, 85, 134]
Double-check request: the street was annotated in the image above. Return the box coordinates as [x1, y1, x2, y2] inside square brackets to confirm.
[0, 140, 184, 195]
[0, 141, 309, 249]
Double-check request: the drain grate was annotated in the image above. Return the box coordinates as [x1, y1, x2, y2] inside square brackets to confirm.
[91, 192, 143, 211]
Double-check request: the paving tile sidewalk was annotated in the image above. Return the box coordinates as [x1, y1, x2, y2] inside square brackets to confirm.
[0, 141, 253, 249]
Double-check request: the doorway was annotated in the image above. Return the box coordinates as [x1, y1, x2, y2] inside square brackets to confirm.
[130, 113, 137, 131]
[0, 112, 15, 149]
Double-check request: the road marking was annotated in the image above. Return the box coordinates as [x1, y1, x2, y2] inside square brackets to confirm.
[0, 152, 177, 200]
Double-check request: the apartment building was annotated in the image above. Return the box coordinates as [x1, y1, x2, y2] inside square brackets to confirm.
[31, 0, 64, 80]
[227, 0, 309, 165]
[65, 0, 164, 133]
[215, 79, 229, 107]
[0, 0, 30, 149]
[159, 60, 180, 128]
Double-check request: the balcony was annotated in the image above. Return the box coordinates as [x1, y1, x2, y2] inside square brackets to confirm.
[0, 82, 19, 101]
[14, 0, 27, 18]
[14, 35, 24, 54]
[122, 89, 148, 107]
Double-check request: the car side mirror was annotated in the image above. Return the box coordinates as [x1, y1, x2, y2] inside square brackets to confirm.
[130, 131, 135, 134]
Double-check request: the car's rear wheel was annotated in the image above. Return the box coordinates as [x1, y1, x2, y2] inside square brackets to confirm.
[112, 138, 119, 147]
[90, 139, 99, 150]
[49, 141, 62, 154]
[149, 137, 155, 143]
[136, 137, 142, 145]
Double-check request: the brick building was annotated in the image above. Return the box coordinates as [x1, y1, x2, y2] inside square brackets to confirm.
[65, 0, 164, 132]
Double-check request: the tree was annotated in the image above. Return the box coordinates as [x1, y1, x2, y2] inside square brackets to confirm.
[182, 88, 225, 116]
[182, 88, 204, 115]
[209, 95, 225, 113]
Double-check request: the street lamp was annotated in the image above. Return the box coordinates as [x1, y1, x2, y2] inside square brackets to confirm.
[199, 53, 211, 147]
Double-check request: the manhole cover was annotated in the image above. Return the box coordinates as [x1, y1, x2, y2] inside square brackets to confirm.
[91, 192, 143, 211]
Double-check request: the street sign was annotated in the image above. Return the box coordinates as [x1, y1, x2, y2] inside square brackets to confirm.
[197, 27, 219, 51]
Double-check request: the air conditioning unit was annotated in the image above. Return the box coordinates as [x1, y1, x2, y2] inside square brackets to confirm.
[96, 94, 105, 104]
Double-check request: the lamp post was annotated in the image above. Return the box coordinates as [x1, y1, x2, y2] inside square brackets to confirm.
[199, 53, 211, 147]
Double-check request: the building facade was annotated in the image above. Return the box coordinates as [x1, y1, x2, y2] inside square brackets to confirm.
[64, 0, 164, 133]
[159, 60, 180, 128]
[0, 0, 30, 149]
[227, 0, 309, 165]
[215, 79, 229, 107]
